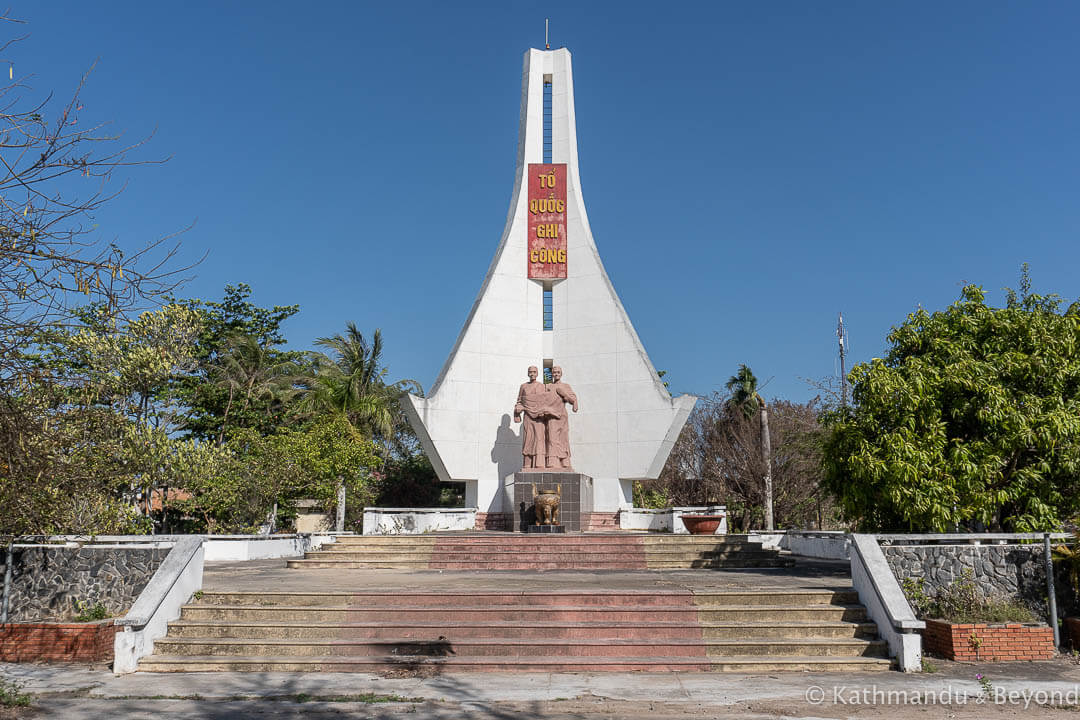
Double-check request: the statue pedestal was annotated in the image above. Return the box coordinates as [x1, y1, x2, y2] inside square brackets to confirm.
[513, 472, 594, 532]
[525, 524, 566, 534]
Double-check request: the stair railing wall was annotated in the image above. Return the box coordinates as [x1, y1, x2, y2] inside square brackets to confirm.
[849, 534, 925, 672]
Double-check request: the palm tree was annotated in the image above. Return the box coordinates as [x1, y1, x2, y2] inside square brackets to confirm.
[297, 324, 422, 442]
[726, 364, 774, 530]
[295, 324, 421, 531]
[210, 333, 300, 445]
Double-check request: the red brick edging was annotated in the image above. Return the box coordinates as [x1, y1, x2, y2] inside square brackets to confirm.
[922, 618, 1054, 661]
[0, 620, 116, 663]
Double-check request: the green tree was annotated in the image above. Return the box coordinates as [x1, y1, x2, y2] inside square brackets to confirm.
[172, 284, 301, 442]
[1, 305, 201, 535]
[822, 271, 1080, 532]
[171, 417, 380, 534]
[726, 365, 774, 530]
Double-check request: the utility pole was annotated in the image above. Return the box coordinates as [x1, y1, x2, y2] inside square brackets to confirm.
[837, 312, 848, 408]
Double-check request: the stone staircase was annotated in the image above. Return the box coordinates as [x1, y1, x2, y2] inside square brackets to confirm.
[286, 534, 794, 571]
[139, 587, 892, 672]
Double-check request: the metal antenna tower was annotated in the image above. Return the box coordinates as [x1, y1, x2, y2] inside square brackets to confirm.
[837, 312, 848, 407]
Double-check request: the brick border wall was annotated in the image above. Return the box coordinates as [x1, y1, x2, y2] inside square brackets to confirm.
[475, 512, 511, 531]
[922, 619, 1054, 661]
[0, 620, 116, 663]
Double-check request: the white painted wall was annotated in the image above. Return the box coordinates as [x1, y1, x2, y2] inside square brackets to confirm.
[363, 508, 478, 535]
[202, 534, 327, 562]
[404, 47, 695, 515]
[780, 531, 851, 560]
[619, 507, 727, 534]
[849, 534, 924, 672]
[113, 537, 203, 674]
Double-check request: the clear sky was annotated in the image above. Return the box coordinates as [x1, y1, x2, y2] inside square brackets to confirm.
[15, 2, 1080, 402]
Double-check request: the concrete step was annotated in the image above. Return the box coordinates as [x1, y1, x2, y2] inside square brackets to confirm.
[287, 561, 653, 570]
[191, 590, 857, 609]
[286, 560, 431, 569]
[136, 654, 893, 673]
[298, 535, 788, 572]
[312, 539, 772, 547]
[302, 551, 644, 561]
[702, 621, 878, 640]
[697, 606, 869, 623]
[286, 562, 793, 571]
[166, 620, 707, 640]
[179, 604, 709, 623]
[145, 581, 890, 673]
[328, 539, 764, 549]
[303, 549, 778, 561]
[644, 559, 795, 569]
[286, 559, 791, 570]
[692, 589, 859, 606]
[179, 603, 868, 624]
[331, 533, 760, 542]
[152, 636, 888, 659]
[152, 637, 702, 658]
[166, 619, 879, 642]
[193, 591, 699, 607]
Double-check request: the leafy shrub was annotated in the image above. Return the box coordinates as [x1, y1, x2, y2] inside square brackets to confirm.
[902, 573, 1039, 624]
[632, 481, 669, 509]
[73, 601, 110, 622]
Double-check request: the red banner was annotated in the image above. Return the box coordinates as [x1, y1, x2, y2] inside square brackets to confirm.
[527, 163, 567, 279]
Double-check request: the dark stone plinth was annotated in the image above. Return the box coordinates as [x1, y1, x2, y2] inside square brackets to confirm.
[525, 524, 566, 534]
[513, 472, 594, 532]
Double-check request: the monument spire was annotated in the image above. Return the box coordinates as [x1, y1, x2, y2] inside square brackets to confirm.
[403, 47, 696, 527]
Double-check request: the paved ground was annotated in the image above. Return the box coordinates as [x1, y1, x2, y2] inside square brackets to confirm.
[5, 657, 1080, 718]
[201, 556, 856, 593]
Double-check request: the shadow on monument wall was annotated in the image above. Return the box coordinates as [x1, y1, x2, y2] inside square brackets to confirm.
[491, 413, 522, 512]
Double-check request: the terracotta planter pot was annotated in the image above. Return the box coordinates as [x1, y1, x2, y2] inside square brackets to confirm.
[680, 514, 721, 535]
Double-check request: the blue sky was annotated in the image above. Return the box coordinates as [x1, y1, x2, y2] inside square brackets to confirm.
[16, 1, 1080, 402]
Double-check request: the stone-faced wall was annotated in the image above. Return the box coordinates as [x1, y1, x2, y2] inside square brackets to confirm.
[0, 546, 170, 621]
[882, 544, 1045, 612]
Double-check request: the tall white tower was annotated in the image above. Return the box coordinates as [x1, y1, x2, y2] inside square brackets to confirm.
[404, 47, 696, 526]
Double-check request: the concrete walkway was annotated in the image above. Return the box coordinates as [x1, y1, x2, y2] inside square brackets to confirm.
[201, 556, 854, 593]
[6, 658, 1080, 718]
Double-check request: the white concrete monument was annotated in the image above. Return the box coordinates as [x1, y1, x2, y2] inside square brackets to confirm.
[403, 46, 696, 528]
